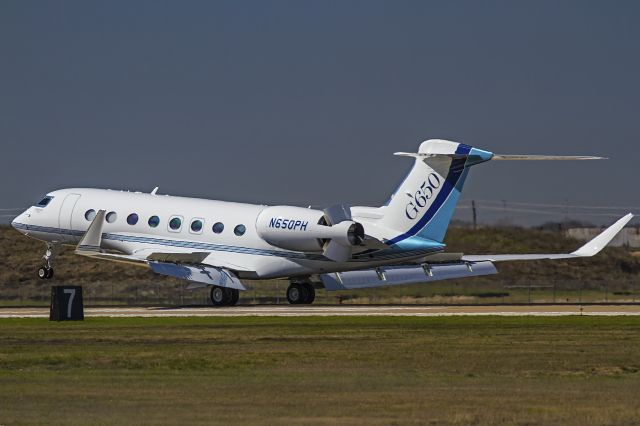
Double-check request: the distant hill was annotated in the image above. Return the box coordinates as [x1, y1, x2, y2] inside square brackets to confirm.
[445, 226, 640, 283]
[1, 225, 639, 305]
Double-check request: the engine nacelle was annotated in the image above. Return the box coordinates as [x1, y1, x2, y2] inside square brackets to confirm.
[256, 206, 364, 253]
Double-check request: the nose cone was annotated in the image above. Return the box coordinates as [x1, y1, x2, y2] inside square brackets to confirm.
[11, 210, 30, 234]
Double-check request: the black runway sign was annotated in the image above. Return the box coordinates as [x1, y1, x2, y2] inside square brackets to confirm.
[50, 286, 84, 321]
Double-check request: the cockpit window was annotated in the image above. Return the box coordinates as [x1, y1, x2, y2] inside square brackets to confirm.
[35, 196, 53, 208]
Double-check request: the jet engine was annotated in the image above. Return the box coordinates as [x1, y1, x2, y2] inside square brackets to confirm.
[255, 205, 365, 261]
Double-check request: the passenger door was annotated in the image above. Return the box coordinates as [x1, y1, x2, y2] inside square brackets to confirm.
[58, 193, 81, 242]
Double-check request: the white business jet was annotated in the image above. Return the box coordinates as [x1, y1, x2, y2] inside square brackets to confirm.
[11, 139, 632, 306]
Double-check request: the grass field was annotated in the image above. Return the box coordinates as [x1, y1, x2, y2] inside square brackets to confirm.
[1, 316, 640, 425]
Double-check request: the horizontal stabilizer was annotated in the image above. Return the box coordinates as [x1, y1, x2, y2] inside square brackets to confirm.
[149, 262, 246, 290]
[394, 151, 469, 159]
[321, 261, 497, 291]
[394, 153, 606, 161]
[492, 155, 606, 161]
[462, 213, 633, 262]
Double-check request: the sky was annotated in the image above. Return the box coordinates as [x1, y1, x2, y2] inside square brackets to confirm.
[1, 1, 639, 225]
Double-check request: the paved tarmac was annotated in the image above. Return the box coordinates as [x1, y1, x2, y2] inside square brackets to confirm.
[2, 304, 640, 318]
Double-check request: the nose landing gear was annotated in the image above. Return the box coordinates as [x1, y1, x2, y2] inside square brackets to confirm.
[37, 266, 53, 280]
[37, 243, 57, 280]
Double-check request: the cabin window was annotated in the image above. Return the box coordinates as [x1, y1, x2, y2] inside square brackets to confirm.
[85, 209, 96, 221]
[169, 216, 182, 232]
[106, 212, 117, 223]
[212, 222, 224, 234]
[148, 216, 160, 228]
[190, 219, 203, 233]
[234, 224, 246, 236]
[35, 196, 53, 208]
[127, 213, 139, 225]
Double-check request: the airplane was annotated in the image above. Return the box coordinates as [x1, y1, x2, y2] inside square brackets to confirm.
[11, 139, 633, 306]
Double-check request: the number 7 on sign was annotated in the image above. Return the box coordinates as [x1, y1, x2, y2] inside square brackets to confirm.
[63, 289, 75, 319]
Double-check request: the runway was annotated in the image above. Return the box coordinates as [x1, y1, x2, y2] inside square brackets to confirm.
[2, 304, 640, 318]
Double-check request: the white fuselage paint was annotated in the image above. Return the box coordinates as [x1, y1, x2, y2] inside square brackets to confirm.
[11, 188, 437, 279]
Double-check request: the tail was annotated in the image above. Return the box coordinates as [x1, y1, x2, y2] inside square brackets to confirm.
[379, 140, 492, 247]
[379, 139, 605, 249]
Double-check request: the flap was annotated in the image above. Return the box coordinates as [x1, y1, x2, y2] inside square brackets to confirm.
[146, 251, 211, 264]
[75, 250, 148, 266]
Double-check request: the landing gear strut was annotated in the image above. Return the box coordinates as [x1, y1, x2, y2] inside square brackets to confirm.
[210, 286, 239, 307]
[286, 282, 315, 305]
[37, 243, 57, 280]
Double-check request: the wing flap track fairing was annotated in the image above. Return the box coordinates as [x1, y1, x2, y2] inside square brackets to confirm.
[321, 261, 497, 291]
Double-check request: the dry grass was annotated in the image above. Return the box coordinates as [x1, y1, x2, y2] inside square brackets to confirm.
[2, 225, 640, 306]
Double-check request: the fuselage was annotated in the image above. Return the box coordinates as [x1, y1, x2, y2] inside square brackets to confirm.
[11, 188, 444, 279]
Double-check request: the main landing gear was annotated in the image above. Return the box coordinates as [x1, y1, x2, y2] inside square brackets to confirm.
[37, 243, 57, 280]
[286, 282, 316, 305]
[210, 286, 239, 307]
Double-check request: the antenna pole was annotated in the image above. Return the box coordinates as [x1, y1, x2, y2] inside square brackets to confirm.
[472, 200, 478, 230]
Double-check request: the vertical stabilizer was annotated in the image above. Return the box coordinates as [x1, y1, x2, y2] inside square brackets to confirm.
[381, 139, 493, 247]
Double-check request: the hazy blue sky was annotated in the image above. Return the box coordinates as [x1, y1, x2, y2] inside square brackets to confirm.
[1, 1, 639, 224]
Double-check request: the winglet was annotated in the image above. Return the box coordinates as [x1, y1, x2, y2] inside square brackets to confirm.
[461, 213, 634, 263]
[571, 213, 634, 257]
[76, 209, 106, 253]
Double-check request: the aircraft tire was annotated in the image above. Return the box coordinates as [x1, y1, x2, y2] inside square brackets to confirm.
[38, 267, 53, 280]
[210, 286, 230, 307]
[302, 283, 315, 304]
[226, 288, 239, 306]
[286, 283, 307, 304]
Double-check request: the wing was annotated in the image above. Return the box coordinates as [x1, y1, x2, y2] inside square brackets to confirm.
[75, 210, 246, 290]
[147, 262, 245, 290]
[461, 214, 632, 262]
[321, 214, 633, 291]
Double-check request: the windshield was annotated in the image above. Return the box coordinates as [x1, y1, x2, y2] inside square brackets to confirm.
[35, 196, 53, 208]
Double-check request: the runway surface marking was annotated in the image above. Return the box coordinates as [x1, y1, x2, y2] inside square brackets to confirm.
[2, 305, 640, 318]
